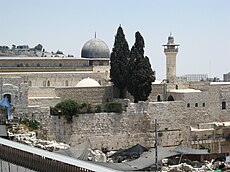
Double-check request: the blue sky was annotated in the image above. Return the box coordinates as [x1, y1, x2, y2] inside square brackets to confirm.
[0, 0, 229, 80]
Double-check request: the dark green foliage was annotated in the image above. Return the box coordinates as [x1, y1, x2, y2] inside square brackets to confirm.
[20, 118, 40, 131]
[50, 106, 59, 116]
[79, 103, 92, 114]
[95, 105, 102, 113]
[54, 99, 80, 122]
[50, 100, 98, 122]
[105, 102, 122, 113]
[126, 32, 155, 103]
[110, 26, 130, 98]
[34, 44, 43, 51]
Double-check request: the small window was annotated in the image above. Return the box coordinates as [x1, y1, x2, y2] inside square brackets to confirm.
[28, 81, 32, 86]
[187, 103, 190, 107]
[222, 101, 226, 110]
[17, 64, 20, 67]
[65, 80, 68, 86]
[203, 103, 205, 107]
[25, 63, 29, 67]
[59, 63, 62, 67]
[47, 80, 50, 87]
[195, 103, 198, 107]
[37, 63, 40, 67]
[175, 85, 178, 89]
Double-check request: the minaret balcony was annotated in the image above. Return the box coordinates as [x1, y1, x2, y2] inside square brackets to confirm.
[164, 48, 178, 53]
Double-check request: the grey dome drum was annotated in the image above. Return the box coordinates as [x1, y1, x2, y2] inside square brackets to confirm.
[81, 38, 110, 58]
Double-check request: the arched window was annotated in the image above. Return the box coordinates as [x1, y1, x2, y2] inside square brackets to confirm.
[28, 80, 32, 86]
[59, 63, 62, 67]
[37, 63, 40, 67]
[157, 95, 161, 102]
[47, 80, 50, 87]
[167, 95, 174, 101]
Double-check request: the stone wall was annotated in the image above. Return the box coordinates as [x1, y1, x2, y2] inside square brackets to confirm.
[55, 86, 113, 105]
[47, 84, 230, 151]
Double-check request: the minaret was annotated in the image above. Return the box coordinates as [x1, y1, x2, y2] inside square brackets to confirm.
[163, 33, 179, 82]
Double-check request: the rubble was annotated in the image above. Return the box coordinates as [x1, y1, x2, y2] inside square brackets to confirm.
[7, 125, 69, 151]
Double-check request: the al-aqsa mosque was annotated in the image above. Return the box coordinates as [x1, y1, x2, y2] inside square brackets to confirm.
[0, 34, 230, 153]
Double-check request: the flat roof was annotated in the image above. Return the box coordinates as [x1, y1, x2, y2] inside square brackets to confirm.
[210, 82, 230, 85]
[0, 56, 83, 60]
[170, 89, 201, 93]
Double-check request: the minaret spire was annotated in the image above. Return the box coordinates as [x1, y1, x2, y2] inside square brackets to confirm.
[163, 34, 180, 82]
[95, 32, 97, 39]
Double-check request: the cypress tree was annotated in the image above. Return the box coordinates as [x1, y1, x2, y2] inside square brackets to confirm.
[127, 32, 155, 103]
[110, 26, 130, 98]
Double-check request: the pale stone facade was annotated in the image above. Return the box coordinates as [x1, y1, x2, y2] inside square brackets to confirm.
[45, 82, 230, 152]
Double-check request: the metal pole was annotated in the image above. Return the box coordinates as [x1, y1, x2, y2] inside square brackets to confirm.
[0, 78, 2, 99]
[155, 119, 158, 171]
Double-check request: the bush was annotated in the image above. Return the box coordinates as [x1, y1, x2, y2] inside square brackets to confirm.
[52, 99, 80, 122]
[95, 105, 101, 113]
[50, 100, 96, 122]
[105, 102, 122, 113]
[20, 118, 40, 131]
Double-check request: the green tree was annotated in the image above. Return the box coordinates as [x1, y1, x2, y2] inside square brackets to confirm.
[126, 32, 155, 103]
[110, 26, 130, 98]
[34, 44, 43, 51]
[55, 99, 79, 122]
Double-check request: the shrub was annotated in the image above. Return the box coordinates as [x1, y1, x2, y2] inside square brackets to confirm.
[52, 99, 80, 122]
[105, 102, 122, 113]
[95, 105, 101, 113]
[20, 118, 40, 131]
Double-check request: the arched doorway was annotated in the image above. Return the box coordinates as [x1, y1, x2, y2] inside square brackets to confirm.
[167, 95, 174, 101]
[157, 95, 161, 102]
[4, 94, 11, 103]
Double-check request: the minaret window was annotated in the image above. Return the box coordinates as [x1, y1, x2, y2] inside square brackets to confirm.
[222, 101, 226, 110]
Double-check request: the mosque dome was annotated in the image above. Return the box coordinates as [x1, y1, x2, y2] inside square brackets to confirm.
[81, 38, 110, 58]
[76, 77, 101, 87]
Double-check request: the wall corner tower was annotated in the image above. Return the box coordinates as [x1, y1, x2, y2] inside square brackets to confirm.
[163, 33, 180, 83]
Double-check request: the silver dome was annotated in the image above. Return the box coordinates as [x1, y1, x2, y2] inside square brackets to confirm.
[81, 38, 110, 58]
